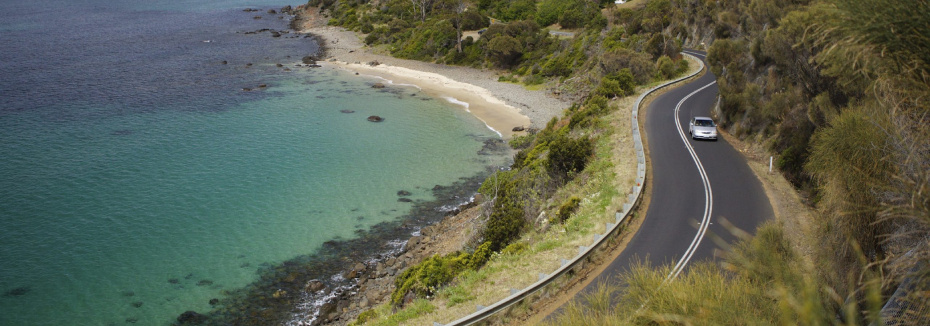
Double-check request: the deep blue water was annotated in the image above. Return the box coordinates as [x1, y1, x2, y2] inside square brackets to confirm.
[0, 1, 509, 325]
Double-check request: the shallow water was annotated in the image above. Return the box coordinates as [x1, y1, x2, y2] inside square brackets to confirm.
[0, 1, 509, 325]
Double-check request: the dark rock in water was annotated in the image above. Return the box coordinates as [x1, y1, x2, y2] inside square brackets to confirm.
[343, 269, 358, 279]
[367, 115, 384, 122]
[209, 298, 219, 305]
[318, 302, 337, 322]
[512, 126, 525, 132]
[177, 311, 208, 325]
[270, 31, 281, 37]
[253, 16, 262, 19]
[397, 190, 412, 196]
[243, 8, 259, 12]
[398, 198, 413, 203]
[280, 5, 293, 14]
[267, 9, 277, 14]
[122, 290, 135, 297]
[276, 63, 283, 67]
[242, 88, 252, 92]
[3, 286, 30, 297]
[340, 109, 355, 114]
[168, 278, 180, 284]
[196, 280, 213, 286]
[371, 83, 386, 89]
[131, 301, 143, 308]
[258, 84, 267, 88]
[245, 63, 253, 67]
[305, 280, 326, 292]
[126, 317, 138, 323]
[302, 55, 318, 65]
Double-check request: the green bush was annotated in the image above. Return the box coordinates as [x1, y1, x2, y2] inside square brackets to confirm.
[548, 134, 593, 177]
[501, 241, 528, 255]
[468, 241, 493, 270]
[523, 74, 545, 85]
[392, 253, 467, 305]
[656, 55, 677, 79]
[556, 196, 582, 223]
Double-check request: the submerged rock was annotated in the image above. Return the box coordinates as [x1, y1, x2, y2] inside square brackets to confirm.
[3, 286, 30, 297]
[340, 109, 355, 114]
[397, 190, 412, 196]
[371, 83, 385, 89]
[367, 115, 384, 122]
[177, 311, 208, 325]
[196, 280, 213, 286]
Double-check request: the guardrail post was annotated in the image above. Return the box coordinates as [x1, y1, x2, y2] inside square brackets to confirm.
[539, 273, 547, 281]
[560, 258, 570, 267]
[510, 288, 519, 295]
[594, 233, 602, 243]
[578, 246, 588, 256]
[434, 322, 444, 326]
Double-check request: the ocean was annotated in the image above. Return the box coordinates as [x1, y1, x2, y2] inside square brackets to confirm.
[0, 1, 509, 325]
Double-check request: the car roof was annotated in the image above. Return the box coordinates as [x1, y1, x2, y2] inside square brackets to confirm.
[694, 116, 713, 121]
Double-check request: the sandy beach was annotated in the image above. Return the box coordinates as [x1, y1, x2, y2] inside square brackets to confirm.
[297, 23, 570, 138]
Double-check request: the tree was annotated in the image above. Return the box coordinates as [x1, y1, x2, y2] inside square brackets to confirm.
[487, 35, 523, 67]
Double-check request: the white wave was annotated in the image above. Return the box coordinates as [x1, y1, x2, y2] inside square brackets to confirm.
[443, 96, 471, 111]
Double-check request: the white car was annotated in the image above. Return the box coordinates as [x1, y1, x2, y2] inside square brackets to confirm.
[689, 116, 717, 140]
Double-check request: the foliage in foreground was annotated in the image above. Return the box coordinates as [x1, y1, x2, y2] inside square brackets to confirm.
[549, 222, 887, 326]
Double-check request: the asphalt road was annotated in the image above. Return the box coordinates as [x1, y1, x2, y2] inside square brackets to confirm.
[554, 50, 774, 313]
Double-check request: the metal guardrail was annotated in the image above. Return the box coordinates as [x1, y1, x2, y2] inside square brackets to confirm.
[438, 52, 706, 326]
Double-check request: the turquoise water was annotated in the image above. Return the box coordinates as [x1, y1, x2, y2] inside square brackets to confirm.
[0, 1, 509, 325]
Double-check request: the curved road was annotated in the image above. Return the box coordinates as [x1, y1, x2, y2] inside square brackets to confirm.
[557, 51, 774, 313]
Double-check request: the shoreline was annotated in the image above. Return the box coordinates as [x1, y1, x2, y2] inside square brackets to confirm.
[297, 18, 569, 136]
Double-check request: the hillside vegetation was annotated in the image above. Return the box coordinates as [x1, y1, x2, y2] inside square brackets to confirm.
[306, 0, 929, 324]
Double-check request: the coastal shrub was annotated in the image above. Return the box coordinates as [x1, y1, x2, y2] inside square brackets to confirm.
[487, 35, 524, 68]
[392, 253, 467, 305]
[601, 48, 655, 84]
[508, 133, 535, 150]
[656, 55, 677, 79]
[461, 11, 489, 30]
[547, 134, 593, 177]
[478, 170, 527, 252]
[555, 196, 582, 223]
[569, 96, 610, 129]
[468, 241, 493, 270]
[501, 241, 528, 255]
[360, 23, 374, 34]
[523, 74, 545, 86]
[349, 309, 378, 325]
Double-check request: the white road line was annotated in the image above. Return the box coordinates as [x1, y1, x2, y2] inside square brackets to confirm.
[665, 81, 717, 281]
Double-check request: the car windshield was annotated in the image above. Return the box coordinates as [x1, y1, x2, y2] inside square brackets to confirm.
[694, 119, 715, 127]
